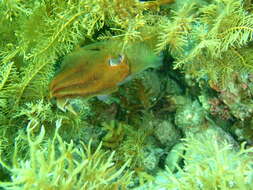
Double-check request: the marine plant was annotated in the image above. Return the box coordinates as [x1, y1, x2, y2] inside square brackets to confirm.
[114, 121, 157, 185]
[157, 0, 253, 89]
[0, 120, 132, 190]
[2, 0, 253, 189]
[101, 120, 126, 148]
[159, 133, 253, 190]
[0, 0, 166, 173]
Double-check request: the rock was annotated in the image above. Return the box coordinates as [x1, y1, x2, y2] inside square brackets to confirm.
[165, 143, 185, 172]
[175, 100, 206, 133]
[154, 120, 181, 148]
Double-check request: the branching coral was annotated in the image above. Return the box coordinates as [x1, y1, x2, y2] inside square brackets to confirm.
[0, 120, 132, 190]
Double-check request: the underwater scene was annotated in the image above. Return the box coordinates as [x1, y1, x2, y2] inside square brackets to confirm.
[1, 0, 253, 189]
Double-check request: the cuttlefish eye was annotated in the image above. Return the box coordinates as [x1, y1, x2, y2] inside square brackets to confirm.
[108, 54, 125, 66]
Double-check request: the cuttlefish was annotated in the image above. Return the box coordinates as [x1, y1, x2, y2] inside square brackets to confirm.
[49, 40, 161, 112]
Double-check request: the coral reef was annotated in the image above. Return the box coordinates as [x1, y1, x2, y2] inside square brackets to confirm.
[1, 0, 253, 189]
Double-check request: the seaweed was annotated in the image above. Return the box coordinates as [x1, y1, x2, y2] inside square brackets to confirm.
[159, 133, 253, 189]
[157, 0, 253, 88]
[0, 120, 132, 190]
[1, 0, 253, 189]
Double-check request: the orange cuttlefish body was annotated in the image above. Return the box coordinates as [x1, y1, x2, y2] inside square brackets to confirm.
[49, 40, 161, 112]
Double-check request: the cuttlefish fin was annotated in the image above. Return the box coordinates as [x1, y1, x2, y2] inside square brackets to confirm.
[96, 86, 119, 102]
[97, 95, 110, 102]
[56, 98, 78, 115]
[117, 75, 133, 86]
[126, 42, 163, 74]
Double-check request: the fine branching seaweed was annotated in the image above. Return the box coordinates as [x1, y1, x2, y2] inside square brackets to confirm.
[1, 0, 253, 189]
[0, 120, 132, 190]
[157, 0, 253, 88]
[159, 133, 253, 190]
